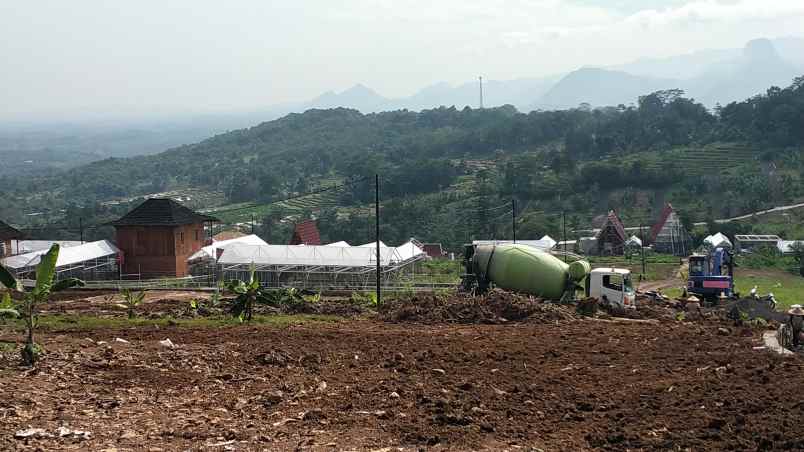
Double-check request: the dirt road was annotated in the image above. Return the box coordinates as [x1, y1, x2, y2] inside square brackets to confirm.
[2, 317, 803, 451]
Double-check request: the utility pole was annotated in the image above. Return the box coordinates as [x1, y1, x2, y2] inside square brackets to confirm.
[251, 215, 255, 235]
[375, 174, 381, 306]
[511, 199, 516, 244]
[640, 222, 647, 276]
[79, 217, 84, 244]
[562, 211, 567, 262]
[479, 76, 484, 109]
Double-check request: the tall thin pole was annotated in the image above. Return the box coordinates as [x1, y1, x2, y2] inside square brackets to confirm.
[375, 174, 381, 306]
[640, 222, 647, 276]
[562, 211, 567, 262]
[251, 215, 255, 234]
[479, 76, 484, 109]
[79, 217, 84, 244]
[511, 199, 516, 244]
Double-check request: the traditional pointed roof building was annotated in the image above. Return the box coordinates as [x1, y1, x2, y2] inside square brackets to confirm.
[596, 210, 627, 255]
[649, 203, 691, 256]
[289, 219, 321, 246]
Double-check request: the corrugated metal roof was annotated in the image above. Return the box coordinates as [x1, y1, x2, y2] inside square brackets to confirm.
[1, 240, 119, 270]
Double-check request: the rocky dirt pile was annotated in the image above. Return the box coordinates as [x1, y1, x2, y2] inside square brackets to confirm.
[380, 289, 576, 324]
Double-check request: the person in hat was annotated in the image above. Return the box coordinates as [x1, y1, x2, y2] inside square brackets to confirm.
[685, 295, 703, 319]
[787, 305, 804, 347]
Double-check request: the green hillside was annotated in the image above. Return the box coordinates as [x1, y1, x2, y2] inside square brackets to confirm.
[1, 81, 803, 250]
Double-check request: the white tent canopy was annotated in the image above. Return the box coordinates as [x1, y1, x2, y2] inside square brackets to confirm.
[2, 240, 119, 271]
[704, 232, 732, 249]
[219, 241, 425, 268]
[324, 241, 350, 247]
[540, 235, 557, 248]
[188, 234, 268, 262]
[626, 235, 643, 247]
[358, 241, 388, 248]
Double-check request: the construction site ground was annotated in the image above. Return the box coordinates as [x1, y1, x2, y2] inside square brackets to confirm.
[2, 293, 804, 451]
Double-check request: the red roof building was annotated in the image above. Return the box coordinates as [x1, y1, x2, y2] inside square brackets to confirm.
[422, 243, 447, 259]
[649, 203, 691, 255]
[289, 220, 321, 245]
[596, 210, 627, 255]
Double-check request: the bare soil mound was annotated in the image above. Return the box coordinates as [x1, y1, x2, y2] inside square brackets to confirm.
[380, 289, 576, 324]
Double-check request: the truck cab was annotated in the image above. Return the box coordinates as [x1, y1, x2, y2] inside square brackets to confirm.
[587, 268, 636, 309]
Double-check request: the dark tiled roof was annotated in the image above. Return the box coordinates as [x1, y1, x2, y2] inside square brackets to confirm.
[289, 220, 321, 245]
[0, 220, 22, 240]
[111, 198, 219, 227]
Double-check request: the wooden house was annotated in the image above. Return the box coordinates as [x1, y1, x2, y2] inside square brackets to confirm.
[112, 198, 218, 278]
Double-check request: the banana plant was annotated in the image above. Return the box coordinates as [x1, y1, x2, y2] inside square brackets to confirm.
[120, 289, 146, 319]
[226, 265, 263, 322]
[0, 244, 84, 366]
[0, 292, 19, 319]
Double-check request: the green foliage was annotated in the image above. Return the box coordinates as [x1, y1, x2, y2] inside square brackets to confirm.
[350, 291, 378, 306]
[2, 79, 803, 253]
[0, 244, 84, 366]
[0, 292, 19, 319]
[120, 289, 146, 319]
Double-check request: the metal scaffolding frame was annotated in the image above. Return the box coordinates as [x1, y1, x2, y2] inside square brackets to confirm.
[219, 254, 427, 291]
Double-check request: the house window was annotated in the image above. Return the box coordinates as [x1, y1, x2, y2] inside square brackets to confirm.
[195, 229, 199, 241]
[180, 232, 184, 243]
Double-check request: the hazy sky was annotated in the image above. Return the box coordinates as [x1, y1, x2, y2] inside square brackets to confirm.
[2, 0, 803, 119]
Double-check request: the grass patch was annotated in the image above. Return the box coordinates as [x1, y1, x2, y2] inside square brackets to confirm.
[0, 340, 17, 353]
[655, 269, 804, 307]
[7, 314, 341, 333]
[734, 269, 804, 309]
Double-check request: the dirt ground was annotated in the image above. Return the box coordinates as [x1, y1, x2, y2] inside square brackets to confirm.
[2, 297, 804, 451]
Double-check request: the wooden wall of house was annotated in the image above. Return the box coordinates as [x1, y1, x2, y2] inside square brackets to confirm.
[116, 223, 205, 277]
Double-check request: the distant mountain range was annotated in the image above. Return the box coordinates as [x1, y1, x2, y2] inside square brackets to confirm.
[292, 37, 803, 112]
[2, 36, 802, 164]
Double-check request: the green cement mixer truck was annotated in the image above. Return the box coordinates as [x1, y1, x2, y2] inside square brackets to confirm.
[461, 243, 636, 308]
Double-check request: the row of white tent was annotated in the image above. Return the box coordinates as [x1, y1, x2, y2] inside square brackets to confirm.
[195, 234, 426, 268]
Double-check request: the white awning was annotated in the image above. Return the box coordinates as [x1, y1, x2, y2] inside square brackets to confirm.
[188, 234, 268, 262]
[540, 235, 557, 248]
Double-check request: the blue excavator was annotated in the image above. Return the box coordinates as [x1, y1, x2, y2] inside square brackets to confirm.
[687, 247, 735, 303]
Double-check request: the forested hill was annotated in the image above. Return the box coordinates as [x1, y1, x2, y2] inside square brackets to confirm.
[1, 78, 803, 248]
